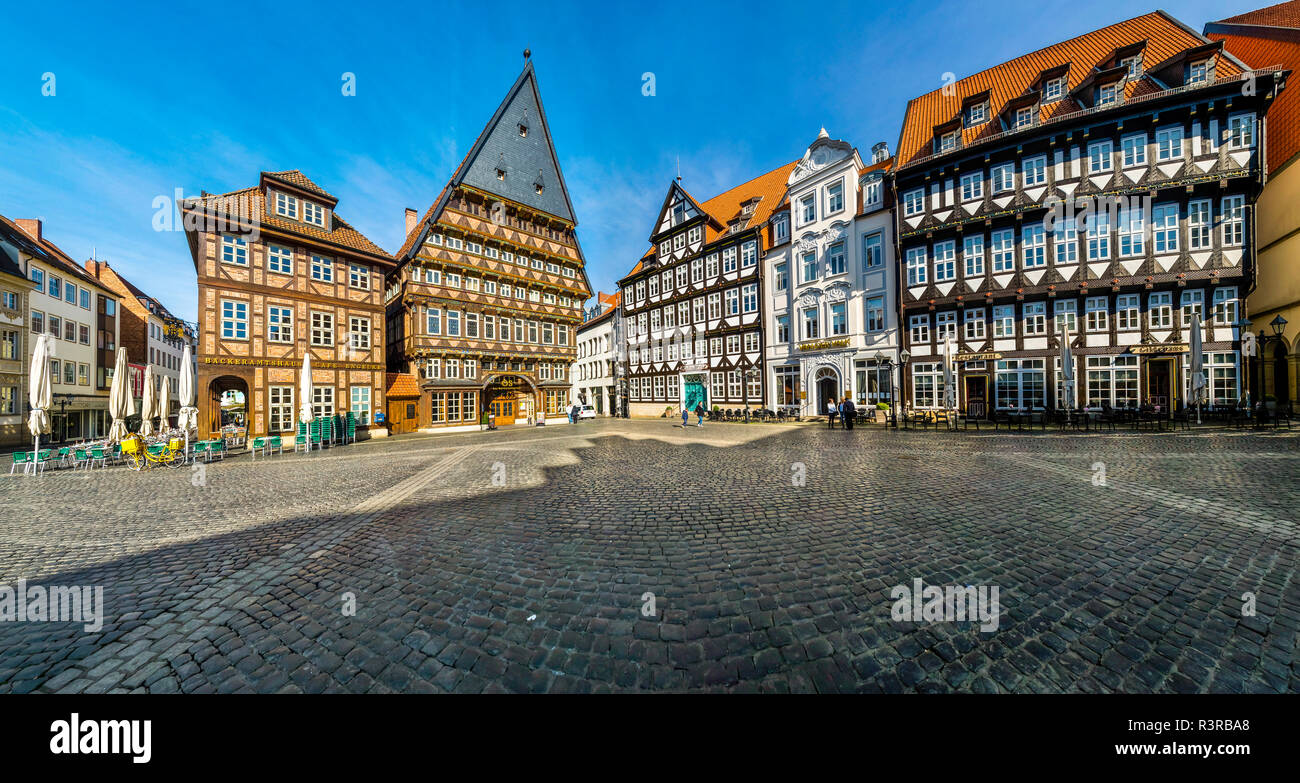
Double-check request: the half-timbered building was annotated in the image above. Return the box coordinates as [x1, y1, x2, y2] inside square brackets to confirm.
[387, 60, 590, 429]
[181, 170, 395, 441]
[620, 162, 795, 418]
[893, 11, 1285, 416]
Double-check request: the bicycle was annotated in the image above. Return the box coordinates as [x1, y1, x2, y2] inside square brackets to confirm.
[121, 435, 186, 471]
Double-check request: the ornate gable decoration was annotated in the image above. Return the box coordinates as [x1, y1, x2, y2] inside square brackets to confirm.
[789, 128, 855, 186]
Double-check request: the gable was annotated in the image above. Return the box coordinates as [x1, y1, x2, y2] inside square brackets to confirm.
[652, 181, 708, 239]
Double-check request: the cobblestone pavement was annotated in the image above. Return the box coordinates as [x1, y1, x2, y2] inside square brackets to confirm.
[1, 419, 1297, 693]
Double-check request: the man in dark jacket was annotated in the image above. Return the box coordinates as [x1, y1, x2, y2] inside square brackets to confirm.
[840, 397, 856, 430]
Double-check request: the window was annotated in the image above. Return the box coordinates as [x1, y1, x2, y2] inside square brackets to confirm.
[349, 264, 370, 289]
[706, 253, 719, 277]
[213, 300, 247, 342]
[1228, 114, 1256, 149]
[31, 310, 43, 334]
[275, 192, 299, 219]
[962, 308, 985, 340]
[48, 314, 59, 337]
[1116, 294, 1140, 330]
[903, 189, 924, 216]
[993, 305, 1015, 338]
[1188, 60, 1208, 85]
[1054, 217, 1078, 264]
[726, 334, 740, 355]
[310, 255, 334, 282]
[776, 314, 790, 343]
[312, 385, 334, 420]
[936, 310, 957, 341]
[268, 305, 293, 343]
[78, 363, 89, 386]
[991, 163, 1015, 193]
[349, 317, 371, 350]
[938, 131, 958, 153]
[0, 330, 17, 360]
[744, 332, 760, 353]
[933, 240, 956, 281]
[722, 247, 738, 273]
[80, 288, 90, 309]
[0, 386, 13, 415]
[967, 102, 987, 126]
[221, 235, 247, 265]
[799, 194, 815, 225]
[1022, 224, 1045, 267]
[908, 314, 929, 344]
[1122, 133, 1147, 167]
[425, 307, 441, 335]
[866, 297, 885, 332]
[742, 283, 757, 313]
[725, 289, 739, 316]
[826, 181, 844, 214]
[425, 358, 440, 380]
[1118, 205, 1145, 257]
[912, 363, 945, 409]
[802, 251, 818, 283]
[863, 233, 882, 268]
[1086, 355, 1139, 408]
[1054, 300, 1077, 333]
[350, 386, 371, 425]
[906, 247, 927, 285]
[64, 361, 75, 385]
[1188, 199, 1212, 250]
[65, 284, 76, 304]
[1088, 141, 1113, 173]
[995, 358, 1046, 409]
[774, 262, 788, 292]
[1044, 77, 1064, 102]
[830, 303, 847, 336]
[1087, 211, 1110, 260]
[648, 276, 659, 297]
[964, 235, 985, 276]
[1023, 155, 1046, 186]
[863, 179, 882, 209]
[1180, 290, 1204, 326]
[991, 229, 1015, 273]
[1148, 292, 1172, 329]
[1097, 83, 1118, 106]
[1014, 107, 1035, 130]
[264, 244, 293, 275]
[1206, 353, 1239, 406]
[961, 172, 984, 201]
[802, 307, 820, 340]
[693, 297, 705, 322]
[1023, 302, 1046, 335]
[311, 311, 334, 346]
[1085, 297, 1108, 332]
[269, 386, 294, 432]
[303, 202, 325, 227]
[1222, 196, 1244, 245]
[64, 319, 75, 342]
[1152, 204, 1178, 253]
[827, 242, 846, 276]
[1121, 56, 1142, 78]
[29, 267, 43, 290]
[1213, 287, 1239, 326]
[711, 372, 725, 400]
[1156, 127, 1184, 161]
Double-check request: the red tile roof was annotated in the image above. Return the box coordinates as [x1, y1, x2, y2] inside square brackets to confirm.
[1208, 2, 1300, 172]
[0, 214, 105, 290]
[896, 11, 1241, 168]
[385, 372, 422, 398]
[262, 170, 337, 202]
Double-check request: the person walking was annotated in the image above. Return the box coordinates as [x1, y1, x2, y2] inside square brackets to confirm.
[826, 399, 838, 429]
[694, 401, 706, 427]
[840, 396, 856, 431]
[681, 406, 690, 428]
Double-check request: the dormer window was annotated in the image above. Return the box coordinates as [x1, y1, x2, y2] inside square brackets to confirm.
[274, 192, 299, 219]
[774, 215, 789, 242]
[303, 201, 325, 227]
[1188, 60, 1209, 85]
[1014, 106, 1036, 129]
[966, 102, 987, 127]
[518, 124, 528, 137]
[496, 168, 506, 180]
[938, 131, 959, 153]
[1096, 83, 1119, 106]
[1121, 56, 1142, 79]
[1043, 77, 1064, 102]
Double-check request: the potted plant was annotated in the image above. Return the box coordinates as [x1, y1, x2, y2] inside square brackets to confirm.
[875, 402, 890, 424]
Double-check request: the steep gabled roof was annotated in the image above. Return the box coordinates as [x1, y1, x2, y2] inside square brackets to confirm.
[1208, 1, 1300, 172]
[398, 61, 581, 263]
[0, 213, 105, 290]
[262, 170, 338, 204]
[896, 11, 1241, 168]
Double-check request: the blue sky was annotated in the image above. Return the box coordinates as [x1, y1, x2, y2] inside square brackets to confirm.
[0, 0, 1257, 322]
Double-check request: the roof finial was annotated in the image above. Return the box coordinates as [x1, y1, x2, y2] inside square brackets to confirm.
[818, 126, 829, 139]
[523, 48, 531, 62]
[676, 155, 681, 183]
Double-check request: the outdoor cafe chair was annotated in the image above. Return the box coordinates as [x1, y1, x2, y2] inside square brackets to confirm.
[70, 448, 89, 470]
[268, 435, 284, 455]
[89, 446, 107, 470]
[10, 451, 30, 474]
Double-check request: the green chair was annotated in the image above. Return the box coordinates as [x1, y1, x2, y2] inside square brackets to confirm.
[32, 449, 53, 474]
[251, 436, 267, 459]
[309, 419, 325, 450]
[345, 412, 357, 444]
[268, 435, 283, 456]
[209, 440, 225, 461]
[56, 446, 71, 468]
[10, 452, 30, 474]
[193, 441, 210, 462]
[71, 448, 89, 470]
[89, 446, 107, 470]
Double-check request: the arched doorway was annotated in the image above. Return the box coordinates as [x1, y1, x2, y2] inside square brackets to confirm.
[814, 366, 839, 415]
[1271, 342, 1291, 404]
[482, 373, 538, 426]
[206, 376, 249, 440]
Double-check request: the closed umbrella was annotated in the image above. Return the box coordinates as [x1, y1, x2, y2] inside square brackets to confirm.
[27, 333, 53, 475]
[1189, 312, 1205, 425]
[299, 353, 314, 450]
[1060, 324, 1074, 424]
[177, 343, 197, 459]
[107, 347, 133, 443]
[139, 365, 157, 437]
[942, 336, 956, 424]
[159, 375, 172, 435]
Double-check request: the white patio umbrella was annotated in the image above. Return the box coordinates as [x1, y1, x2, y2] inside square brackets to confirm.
[299, 351, 314, 424]
[177, 343, 198, 458]
[107, 347, 133, 443]
[158, 375, 172, 435]
[941, 336, 956, 426]
[139, 365, 157, 437]
[27, 333, 53, 475]
[1060, 324, 1075, 424]
[1189, 312, 1205, 425]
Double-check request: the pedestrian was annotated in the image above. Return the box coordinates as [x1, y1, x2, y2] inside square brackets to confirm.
[840, 396, 856, 431]
[827, 400, 838, 429]
[694, 401, 706, 427]
[681, 406, 690, 428]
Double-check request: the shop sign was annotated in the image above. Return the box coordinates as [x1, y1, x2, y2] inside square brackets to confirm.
[797, 338, 850, 352]
[955, 352, 1002, 361]
[1130, 344, 1188, 355]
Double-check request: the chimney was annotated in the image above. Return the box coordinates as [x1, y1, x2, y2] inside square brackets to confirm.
[405, 208, 418, 237]
[872, 142, 889, 163]
[14, 218, 42, 243]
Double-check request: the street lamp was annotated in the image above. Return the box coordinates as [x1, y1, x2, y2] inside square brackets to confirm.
[898, 349, 911, 428]
[1254, 314, 1290, 406]
[742, 366, 759, 422]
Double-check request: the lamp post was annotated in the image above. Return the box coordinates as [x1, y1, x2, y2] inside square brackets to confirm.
[1255, 314, 1289, 406]
[742, 367, 758, 422]
[897, 348, 911, 428]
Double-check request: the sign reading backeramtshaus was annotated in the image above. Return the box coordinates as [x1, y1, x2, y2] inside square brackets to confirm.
[891, 10, 1285, 417]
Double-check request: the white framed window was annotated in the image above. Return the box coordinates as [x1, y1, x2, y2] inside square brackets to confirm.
[311, 311, 334, 346]
[906, 247, 927, 285]
[830, 302, 848, 336]
[268, 244, 293, 274]
[863, 233, 883, 268]
[991, 163, 1015, 193]
[1121, 56, 1142, 79]
[269, 386, 294, 432]
[936, 310, 956, 341]
[1087, 211, 1110, 260]
[1085, 297, 1108, 332]
[993, 305, 1014, 338]
[1088, 140, 1113, 173]
[1023, 155, 1046, 186]
[799, 194, 815, 225]
[961, 172, 984, 201]
[912, 363, 945, 409]
[1188, 199, 1212, 250]
[1023, 302, 1046, 336]
[350, 386, 371, 425]
[1188, 60, 1209, 85]
[303, 202, 325, 227]
[1213, 287, 1239, 326]
[866, 297, 885, 332]
[803, 307, 820, 340]
[310, 255, 333, 282]
[903, 189, 925, 216]
[1222, 195, 1245, 245]
[742, 283, 758, 313]
[1119, 205, 1145, 257]
[1022, 224, 1045, 267]
[1148, 292, 1173, 329]
[1116, 294, 1140, 331]
[933, 240, 955, 281]
[967, 101, 987, 126]
[1152, 204, 1179, 253]
[1054, 300, 1077, 333]
[1122, 133, 1147, 167]
[706, 253, 719, 277]
[221, 235, 247, 265]
[1043, 77, 1064, 103]
[312, 385, 334, 420]
[827, 241, 846, 276]
[725, 288, 740, 316]
[274, 192, 299, 219]
[938, 131, 958, 153]
[825, 181, 844, 214]
[1180, 289, 1204, 325]
[908, 314, 929, 344]
[723, 247, 738, 273]
[1156, 127, 1184, 161]
[964, 308, 986, 340]
[349, 316, 371, 350]
[425, 307, 441, 335]
[1054, 217, 1078, 264]
[741, 241, 758, 268]
[220, 299, 247, 340]
[802, 251, 818, 283]
[349, 263, 370, 289]
[964, 235, 985, 276]
[1097, 83, 1118, 106]
[1014, 106, 1035, 129]
[991, 228, 1015, 273]
[1228, 114, 1256, 149]
[267, 305, 293, 343]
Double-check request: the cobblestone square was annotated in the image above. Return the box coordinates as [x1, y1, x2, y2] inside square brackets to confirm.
[1, 419, 1296, 693]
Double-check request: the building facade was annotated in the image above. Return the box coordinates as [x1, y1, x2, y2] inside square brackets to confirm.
[765, 130, 898, 416]
[620, 163, 795, 418]
[893, 12, 1283, 415]
[0, 236, 29, 447]
[84, 259, 197, 418]
[387, 61, 590, 430]
[180, 170, 394, 441]
[575, 292, 620, 415]
[0, 215, 120, 443]
[1208, 2, 1300, 406]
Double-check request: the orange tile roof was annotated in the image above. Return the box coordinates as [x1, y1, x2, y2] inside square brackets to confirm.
[263, 170, 336, 202]
[858, 156, 894, 177]
[896, 11, 1240, 168]
[1208, 3, 1300, 172]
[385, 372, 422, 398]
[188, 176, 393, 264]
[0, 213, 105, 290]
